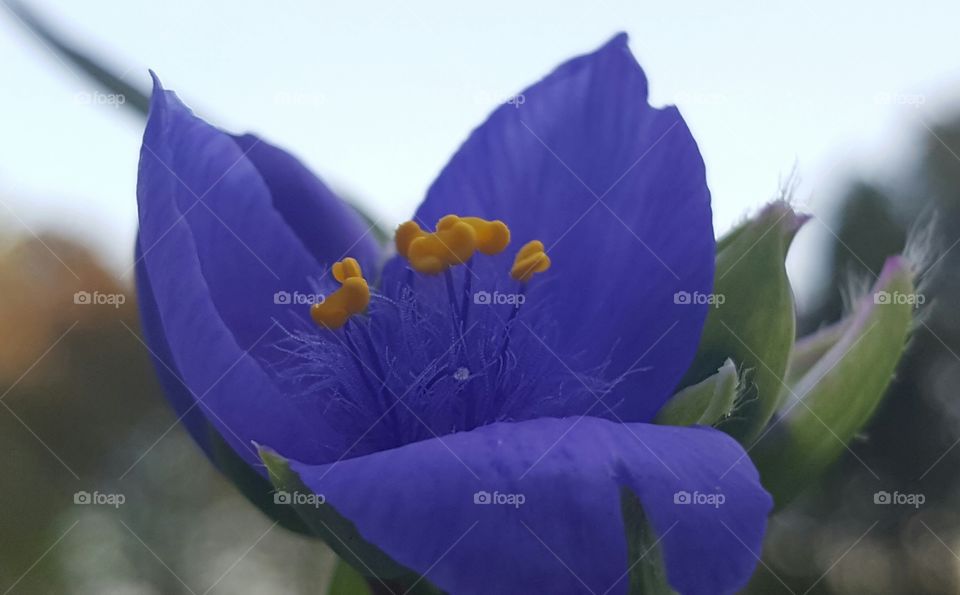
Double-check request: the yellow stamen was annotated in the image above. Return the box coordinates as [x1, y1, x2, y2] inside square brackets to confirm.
[437, 215, 511, 255]
[407, 220, 477, 274]
[311, 258, 370, 329]
[395, 221, 427, 259]
[332, 257, 362, 282]
[396, 215, 514, 275]
[511, 240, 551, 282]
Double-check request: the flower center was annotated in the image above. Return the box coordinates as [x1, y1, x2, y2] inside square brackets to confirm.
[310, 214, 550, 329]
[278, 214, 619, 453]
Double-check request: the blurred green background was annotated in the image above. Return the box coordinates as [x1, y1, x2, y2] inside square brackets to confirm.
[2, 1, 960, 593]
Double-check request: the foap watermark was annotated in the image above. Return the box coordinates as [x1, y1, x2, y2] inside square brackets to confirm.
[473, 90, 526, 109]
[473, 290, 525, 306]
[874, 290, 925, 307]
[273, 90, 326, 108]
[274, 291, 325, 305]
[74, 290, 126, 309]
[274, 490, 326, 508]
[503, 93, 526, 108]
[75, 90, 126, 108]
[673, 490, 725, 508]
[473, 490, 525, 508]
[874, 92, 926, 108]
[874, 490, 925, 508]
[673, 291, 724, 308]
[74, 490, 125, 508]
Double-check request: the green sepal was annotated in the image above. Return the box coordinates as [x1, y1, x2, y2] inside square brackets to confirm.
[327, 559, 373, 595]
[620, 488, 675, 595]
[656, 359, 738, 426]
[680, 201, 806, 444]
[209, 430, 313, 535]
[259, 446, 441, 593]
[752, 256, 914, 507]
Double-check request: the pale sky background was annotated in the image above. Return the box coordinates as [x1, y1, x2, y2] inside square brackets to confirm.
[2, 0, 959, 309]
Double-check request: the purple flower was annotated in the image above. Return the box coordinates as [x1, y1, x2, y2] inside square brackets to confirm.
[136, 34, 771, 595]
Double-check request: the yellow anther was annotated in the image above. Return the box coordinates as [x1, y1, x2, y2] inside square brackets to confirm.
[332, 257, 362, 283]
[437, 215, 511, 255]
[403, 219, 477, 275]
[311, 258, 370, 329]
[396, 215, 514, 274]
[511, 240, 551, 282]
[395, 221, 427, 259]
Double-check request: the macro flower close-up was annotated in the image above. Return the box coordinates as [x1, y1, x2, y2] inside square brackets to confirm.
[5, 3, 956, 594]
[136, 35, 772, 595]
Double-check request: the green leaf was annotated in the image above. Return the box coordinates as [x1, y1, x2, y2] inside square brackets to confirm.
[3, 1, 395, 249]
[4, 0, 150, 116]
[259, 446, 441, 594]
[620, 488, 676, 595]
[751, 256, 914, 507]
[679, 201, 806, 444]
[656, 359, 738, 426]
[327, 559, 373, 595]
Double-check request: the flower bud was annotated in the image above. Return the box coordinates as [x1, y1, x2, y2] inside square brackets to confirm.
[752, 256, 914, 507]
[678, 201, 807, 443]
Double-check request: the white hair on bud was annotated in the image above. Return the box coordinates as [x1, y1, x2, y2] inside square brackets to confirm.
[776, 162, 802, 210]
[899, 204, 944, 329]
[837, 262, 875, 317]
[723, 165, 803, 232]
[717, 364, 758, 428]
[904, 206, 941, 286]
